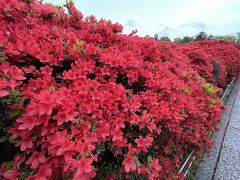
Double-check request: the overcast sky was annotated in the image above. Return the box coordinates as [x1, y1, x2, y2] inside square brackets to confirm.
[44, 0, 240, 39]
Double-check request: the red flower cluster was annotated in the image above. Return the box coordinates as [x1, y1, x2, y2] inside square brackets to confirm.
[177, 40, 240, 87]
[0, 0, 239, 179]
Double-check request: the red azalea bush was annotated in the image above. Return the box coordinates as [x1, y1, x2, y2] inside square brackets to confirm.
[177, 40, 240, 87]
[0, 0, 239, 179]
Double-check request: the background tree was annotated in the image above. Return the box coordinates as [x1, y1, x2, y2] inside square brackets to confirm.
[181, 36, 194, 43]
[154, 34, 159, 41]
[173, 37, 182, 43]
[159, 36, 171, 42]
[236, 32, 240, 44]
[195, 31, 208, 41]
[214, 34, 236, 42]
[207, 34, 215, 40]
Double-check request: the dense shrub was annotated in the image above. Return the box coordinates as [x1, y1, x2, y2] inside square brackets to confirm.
[0, 1, 239, 179]
[177, 40, 240, 87]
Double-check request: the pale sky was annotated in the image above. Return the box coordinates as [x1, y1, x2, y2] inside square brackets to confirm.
[44, 0, 240, 39]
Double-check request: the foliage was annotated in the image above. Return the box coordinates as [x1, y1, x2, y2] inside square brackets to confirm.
[159, 36, 171, 42]
[181, 36, 194, 43]
[194, 31, 208, 41]
[154, 34, 171, 42]
[174, 31, 240, 44]
[0, 1, 240, 180]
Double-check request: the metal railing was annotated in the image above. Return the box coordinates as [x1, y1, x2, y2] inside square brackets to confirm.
[178, 78, 235, 176]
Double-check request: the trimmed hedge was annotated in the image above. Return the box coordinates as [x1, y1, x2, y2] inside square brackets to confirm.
[177, 40, 240, 87]
[0, 1, 239, 179]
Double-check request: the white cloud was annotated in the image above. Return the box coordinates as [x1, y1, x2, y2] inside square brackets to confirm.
[125, 19, 136, 27]
[44, 0, 240, 39]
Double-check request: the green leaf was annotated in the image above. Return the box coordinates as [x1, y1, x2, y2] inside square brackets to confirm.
[96, 143, 105, 154]
[9, 139, 19, 144]
[210, 99, 219, 105]
[183, 87, 190, 94]
[202, 83, 218, 95]
[65, 0, 73, 9]
[0, 135, 8, 143]
[183, 71, 188, 80]
[10, 108, 23, 118]
[4, 161, 13, 170]
[172, 175, 177, 180]
[146, 155, 152, 168]
[0, 52, 7, 63]
[50, 86, 55, 91]
[135, 158, 141, 167]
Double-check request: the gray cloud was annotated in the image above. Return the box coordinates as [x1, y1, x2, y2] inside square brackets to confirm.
[155, 21, 208, 38]
[179, 20, 207, 29]
[125, 19, 136, 27]
[156, 26, 175, 36]
[156, 23, 165, 27]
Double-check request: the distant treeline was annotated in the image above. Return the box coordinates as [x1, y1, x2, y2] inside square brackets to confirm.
[154, 31, 240, 44]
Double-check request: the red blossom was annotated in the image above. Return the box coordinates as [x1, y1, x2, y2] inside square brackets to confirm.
[1, 0, 239, 179]
[26, 152, 46, 169]
[3, 170, 20, 179]
[16, 137, 33, 151]
[0, 90, 8, 97]
[111, 127, 123, 142]
[122, 156, 137, 173]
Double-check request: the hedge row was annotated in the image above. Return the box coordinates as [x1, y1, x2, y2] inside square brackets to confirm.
[177, 40, 240, 87]
[0, 1, 240, 179]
